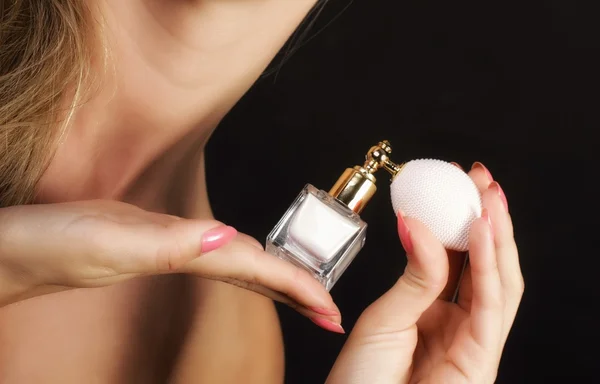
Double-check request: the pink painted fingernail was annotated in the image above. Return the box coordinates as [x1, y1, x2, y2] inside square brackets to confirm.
[308, 306, 340, 316]
[397, 211, 414, 254]
[488, 181, 509, 212]
[310, 317, 345, 334]
[471, 162, 493, 182]
[201, 226, 237, 254]
[450, 162, 464, 170]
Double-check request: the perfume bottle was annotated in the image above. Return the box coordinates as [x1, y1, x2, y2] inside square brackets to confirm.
[266, 141, 402, 291]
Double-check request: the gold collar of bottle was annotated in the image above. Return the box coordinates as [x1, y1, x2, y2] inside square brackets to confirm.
[328, 140, 403, 214]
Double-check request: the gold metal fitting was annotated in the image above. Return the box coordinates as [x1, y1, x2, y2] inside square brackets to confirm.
[364, 140, 403, 178]
[329, 140, 404, 214]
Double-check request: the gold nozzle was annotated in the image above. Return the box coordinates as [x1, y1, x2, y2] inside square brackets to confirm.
[328, 140, 404, 214]
[363, 140, 403, 178]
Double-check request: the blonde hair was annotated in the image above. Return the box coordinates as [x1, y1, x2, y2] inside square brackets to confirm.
[0, 0, 94, 207]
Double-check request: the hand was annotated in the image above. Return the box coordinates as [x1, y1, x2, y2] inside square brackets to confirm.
[326, 163, 523, 383]
[0, 200, 341, 328]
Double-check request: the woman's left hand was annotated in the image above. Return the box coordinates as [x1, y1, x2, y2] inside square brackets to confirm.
[326, 162, 524, 383]
[0, 200, 342, 327]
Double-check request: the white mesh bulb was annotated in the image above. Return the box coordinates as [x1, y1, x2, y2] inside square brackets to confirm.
[390, 159, 482, 251]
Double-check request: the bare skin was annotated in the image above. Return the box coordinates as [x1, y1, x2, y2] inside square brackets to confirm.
[0, 1, 319, 382]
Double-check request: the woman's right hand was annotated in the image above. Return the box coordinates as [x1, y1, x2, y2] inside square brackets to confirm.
[325, 163, 523, 383]
[0, 200, 341, 328]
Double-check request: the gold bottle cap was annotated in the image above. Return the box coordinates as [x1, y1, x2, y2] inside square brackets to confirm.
[328, 140, 403, 214]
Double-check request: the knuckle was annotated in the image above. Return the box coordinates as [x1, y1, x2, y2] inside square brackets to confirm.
[360, 326, 418, 350]
[239, 245, 262, 286]
[291, 264, 309, 284]
[354, 309, 418, 346]
[402, 264, 447, 293]
[402, 268, 430, 292]
[237, 233, 264, 251]
[53, 231, 121, 287]
[155, 229, 188, 272]
[282, 266, 309, 297]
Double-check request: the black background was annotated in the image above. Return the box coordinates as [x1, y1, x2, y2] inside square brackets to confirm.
[206, 0, 596, 382]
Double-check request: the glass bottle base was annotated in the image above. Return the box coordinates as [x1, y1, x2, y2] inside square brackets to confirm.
[266, 184, 367, 291]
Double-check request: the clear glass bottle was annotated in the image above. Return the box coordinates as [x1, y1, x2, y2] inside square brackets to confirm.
[266, 141, 402, 291]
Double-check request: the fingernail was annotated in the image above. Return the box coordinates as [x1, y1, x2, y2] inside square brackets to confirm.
[310, 317, 345, 334]
[201, 226, 237, 254]
[488, 181, 509, 212]
[308, 306, 340, 316]
[481, 208, 494, 240]
[450, 162, 463, 170]
[397, 211, 414, 254]
[471, 162, 493, 182]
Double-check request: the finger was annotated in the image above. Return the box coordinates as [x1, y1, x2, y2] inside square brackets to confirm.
[231, 231, 339, 320]
[466, 159, 523, 341]
[0, 204, 236, 307]
[96, 221, 343, 329]
[81, 219, 238, 284]
[357, 214, 448, 333]
[450, 161, 464, 170]
[455, 161, 495, 309]
[325, 215, 449, 383]
[438, 250, 467, 301]
[179, 238, 342, 326]
[484, 183, 520, 291]
[468, 209, 504, 349]
[482, 182, 523, 339]
[469, 162, 494, 190]
[453, 160, 491, 192]
[0, 208, 212, 289]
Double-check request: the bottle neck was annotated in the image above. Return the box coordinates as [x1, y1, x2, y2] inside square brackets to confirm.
[328, 166, 377, 214]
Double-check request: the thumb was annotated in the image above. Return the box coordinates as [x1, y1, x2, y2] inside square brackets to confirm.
[366, 213, 449, 330]
[97, 219, 238, 277]
[326, 214, 449, 383]
[0, 202, 238, 306]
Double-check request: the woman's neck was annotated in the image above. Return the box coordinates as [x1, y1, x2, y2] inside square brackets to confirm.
[37, 0, 318, 206]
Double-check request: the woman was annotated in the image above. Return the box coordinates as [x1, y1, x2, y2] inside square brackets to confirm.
[0, 1, 523, 383]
